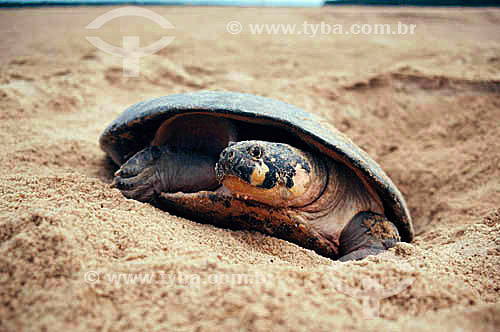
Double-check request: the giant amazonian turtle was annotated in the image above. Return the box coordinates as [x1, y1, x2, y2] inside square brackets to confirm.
[100, 91, 413, 261]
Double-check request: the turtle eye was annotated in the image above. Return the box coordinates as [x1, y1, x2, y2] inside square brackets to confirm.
[249, 145, 263, 159]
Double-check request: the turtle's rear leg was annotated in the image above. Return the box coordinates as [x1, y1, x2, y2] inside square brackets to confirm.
[112, 146, 218, 202]
[338, 212, 400, 261]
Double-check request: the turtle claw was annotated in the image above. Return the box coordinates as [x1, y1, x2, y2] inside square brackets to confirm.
[114, 164, 139, 179]
[112, 167, 154, 190]
[112, 167, 157, 202]
[115, 147, 161, 179]
[111, 146, 166, 202]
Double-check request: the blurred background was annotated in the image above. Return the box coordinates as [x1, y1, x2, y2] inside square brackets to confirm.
[0, 0, 498, 7]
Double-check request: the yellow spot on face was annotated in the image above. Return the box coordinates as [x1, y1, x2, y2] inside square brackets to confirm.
[250, 162, 269, 186]
[222, 175, 290, 207]
[289, 164, 312, 197]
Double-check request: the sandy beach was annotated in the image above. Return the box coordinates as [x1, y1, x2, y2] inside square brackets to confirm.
[0, 5, 499, 331]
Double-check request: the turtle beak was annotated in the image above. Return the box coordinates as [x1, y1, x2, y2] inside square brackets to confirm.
[215, 157, 232, 184]
[216, 145, 257, 187]
[215, 162, 225, 184]
[216, 146, 240, 183]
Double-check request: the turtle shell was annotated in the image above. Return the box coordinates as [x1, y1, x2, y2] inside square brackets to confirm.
[100, 91, 413, 242]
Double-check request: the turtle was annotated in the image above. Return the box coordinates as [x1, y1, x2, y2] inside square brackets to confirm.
[100, 91, 413, 261]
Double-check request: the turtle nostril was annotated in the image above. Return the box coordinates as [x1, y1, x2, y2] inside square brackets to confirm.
[228, 151, 235, 161]
[150, 146, 162, 160]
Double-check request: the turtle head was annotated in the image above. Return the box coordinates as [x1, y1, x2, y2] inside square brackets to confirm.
[215, 140, 321, 207]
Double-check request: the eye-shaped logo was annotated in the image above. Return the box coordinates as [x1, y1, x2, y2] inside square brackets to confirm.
[85, 7, 176, 77]
[325, 252, 416, 319]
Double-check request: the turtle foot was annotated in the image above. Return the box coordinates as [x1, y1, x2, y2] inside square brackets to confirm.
[112, 146, 162, 202]
[338, 212, 400, 261]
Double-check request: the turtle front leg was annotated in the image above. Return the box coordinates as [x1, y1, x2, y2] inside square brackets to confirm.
[338, 212, 400, 261]
[112, 146, 218, 202]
